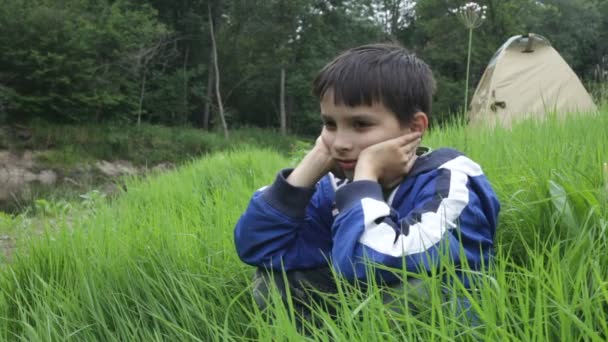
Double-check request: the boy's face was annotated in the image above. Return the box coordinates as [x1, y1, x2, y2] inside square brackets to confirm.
[320, 91, 412, 180]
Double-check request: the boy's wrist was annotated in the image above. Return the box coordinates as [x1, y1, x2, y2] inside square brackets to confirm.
[353, 162, 379, 183]
[287, 149, 332, 187]
[263, 169, 316, 218]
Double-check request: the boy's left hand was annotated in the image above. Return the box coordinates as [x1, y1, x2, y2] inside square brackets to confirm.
[354, 132, 422, 188]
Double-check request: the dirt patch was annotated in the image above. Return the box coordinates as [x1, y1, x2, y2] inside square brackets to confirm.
[1, 150, 175, 208]
[0, 150, 175, 263]
[0, 150, 58, 202]
[95, 160, 138, 177]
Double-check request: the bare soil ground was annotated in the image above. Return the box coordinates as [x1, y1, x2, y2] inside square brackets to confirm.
[0, 150, 174, 264]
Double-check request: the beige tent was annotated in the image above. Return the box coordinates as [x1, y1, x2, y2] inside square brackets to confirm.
[468, 33, 597, 127]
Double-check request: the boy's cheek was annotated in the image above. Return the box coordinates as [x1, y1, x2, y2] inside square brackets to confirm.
[320, 129, 333, 149]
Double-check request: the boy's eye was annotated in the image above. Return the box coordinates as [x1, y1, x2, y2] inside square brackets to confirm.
[353, 121, 372, 129]
[323, 121, 336, 130]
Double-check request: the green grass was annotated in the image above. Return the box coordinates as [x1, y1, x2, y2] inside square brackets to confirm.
[0, 111, 607, 340]
[428, 110, 608, 259]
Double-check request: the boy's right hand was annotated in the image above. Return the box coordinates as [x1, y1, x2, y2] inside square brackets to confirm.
[311, 135, 339, 176]
[287, 136, 336, 187]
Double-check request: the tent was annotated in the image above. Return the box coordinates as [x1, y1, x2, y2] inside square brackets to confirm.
[468, 33, 597, 127]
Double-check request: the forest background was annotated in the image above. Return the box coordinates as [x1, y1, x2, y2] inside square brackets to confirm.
[1, 2, 608, 339]
[2, 0, 608, 135]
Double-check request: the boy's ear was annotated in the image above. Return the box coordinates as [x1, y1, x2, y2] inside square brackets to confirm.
[407, 112, 429, 133]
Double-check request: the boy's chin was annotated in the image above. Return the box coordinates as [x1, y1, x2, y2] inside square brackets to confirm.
[330, 167, 353, 181]
[343, 169, 354, 181]
[331, 167, 355, 181]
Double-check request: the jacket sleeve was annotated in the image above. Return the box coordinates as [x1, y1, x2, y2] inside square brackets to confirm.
[331, 159, 499, 283]
[233, 169, 334, 270]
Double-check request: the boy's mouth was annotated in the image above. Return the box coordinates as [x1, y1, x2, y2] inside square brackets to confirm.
[337, 159, 357, 170]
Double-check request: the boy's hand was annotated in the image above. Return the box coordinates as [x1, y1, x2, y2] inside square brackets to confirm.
[354, 132, 422, 188]
[287, 136, 336, 187]
[310, 136, 337, 175]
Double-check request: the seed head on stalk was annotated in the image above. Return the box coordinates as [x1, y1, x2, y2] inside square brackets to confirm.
[451, 2, 487, 29]
[449, 2, 488, 115]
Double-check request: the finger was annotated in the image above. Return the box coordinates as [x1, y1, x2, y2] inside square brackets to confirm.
[396, 131, 422, 146]
[404, 152, 418, 174]
[400, 136, 421, 155]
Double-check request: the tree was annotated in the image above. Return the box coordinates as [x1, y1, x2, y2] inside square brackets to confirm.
[131, 35, 177, 126]
[217, 0, 385, 134]
[0, 0, 169, 124]
[366, 0, 416, 37]
[208, 2, 229, 138]
[522, 0, 602, 77]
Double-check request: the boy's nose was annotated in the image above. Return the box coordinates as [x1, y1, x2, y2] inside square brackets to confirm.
[332, 133, 353, 154]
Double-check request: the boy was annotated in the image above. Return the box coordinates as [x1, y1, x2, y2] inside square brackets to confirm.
[234, 43, 500, 319]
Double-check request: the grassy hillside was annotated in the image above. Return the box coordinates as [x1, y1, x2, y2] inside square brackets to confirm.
[1, 123, 298, 167]
[0, 112, 606, 340]
[0, 123, 301, 214]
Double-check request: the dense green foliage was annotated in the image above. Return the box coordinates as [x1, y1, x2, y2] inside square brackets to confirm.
[1, 0, 607, 133]
[1, 123, 298, 166]
[0, 0, 168, 123]
[0, 111, 606, 340]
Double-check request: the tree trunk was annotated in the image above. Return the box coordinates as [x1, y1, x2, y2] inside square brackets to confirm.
[203, 51, 214, 131]
[137, 71, 147, 127]
[287, 94, 296, 132]
[208, 3, 228, 138]
[182, 47, 189, 125]
[280, 67, 287, 135]
[390, 1, 400, 35]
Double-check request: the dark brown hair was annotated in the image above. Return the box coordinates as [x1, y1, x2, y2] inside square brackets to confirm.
[312, 43, 435, 123]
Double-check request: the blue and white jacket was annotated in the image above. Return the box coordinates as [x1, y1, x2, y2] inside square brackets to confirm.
[234, 148, 500, 285]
